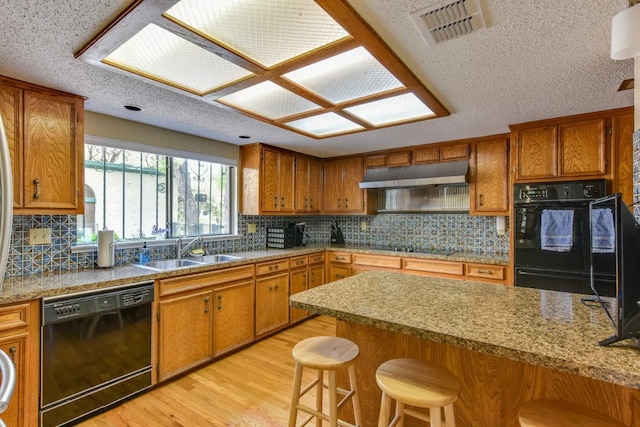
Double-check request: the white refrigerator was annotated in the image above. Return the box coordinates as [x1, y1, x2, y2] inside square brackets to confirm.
[0, 114, 13, 285]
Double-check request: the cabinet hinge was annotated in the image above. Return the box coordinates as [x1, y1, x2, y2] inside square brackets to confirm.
[606, 126, 612, 135]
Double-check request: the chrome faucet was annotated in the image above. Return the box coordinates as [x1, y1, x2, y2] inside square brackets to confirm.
[176, 236, 203, 259]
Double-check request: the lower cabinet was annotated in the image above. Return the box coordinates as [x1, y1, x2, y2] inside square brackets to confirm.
[328, 252, 352, 282]
[255, 258, 290, 337]
[0, 300, 39, 427]
[158, 289, 213, 381]
[290, 256, 309, 324]
[213, 280, 255, 357]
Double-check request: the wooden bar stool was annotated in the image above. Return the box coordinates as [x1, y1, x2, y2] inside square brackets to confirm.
[518, 399, 626, 427]
[376, 358, 460, 427]
[288, 336, 362, 427]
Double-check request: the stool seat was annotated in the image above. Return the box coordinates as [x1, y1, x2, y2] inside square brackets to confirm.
[518, 399, 626, 427]
[376, 358, 460, 408]
[376, 358, 460, 427]
[292, 336, 359, 369]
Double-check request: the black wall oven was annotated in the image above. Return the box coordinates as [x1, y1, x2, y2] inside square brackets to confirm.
[514, 180, 615, 296]
[40, 282, 154, 427]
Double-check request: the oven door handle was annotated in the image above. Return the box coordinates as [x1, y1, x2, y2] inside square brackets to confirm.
[516, 270, 587, 280]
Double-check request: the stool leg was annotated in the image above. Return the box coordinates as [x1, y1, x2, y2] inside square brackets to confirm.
[347, 365, 362, 426]
[378, 391, 392, 427]
[444, 404, 455, 427]
[396, 400, 405, 427]
[288, 362, 303, 427]
[328, 370, 338, 427]
[315, 369, 323, 427]
[429, 407, 442, 427]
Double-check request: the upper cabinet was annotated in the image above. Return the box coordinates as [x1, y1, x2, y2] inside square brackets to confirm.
[364, 150, 411, 169]
[469, 137, 509, 215]
[511, 115, 608, 182]
[612, 112, 634, 206]
[295, 154, 322, 214]
[323, 156, 368, 214]
[0, 76, 84, 214]
[412, 143, 469, 164]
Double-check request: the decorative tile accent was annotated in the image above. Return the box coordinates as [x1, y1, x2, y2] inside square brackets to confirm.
[3, 212, 510, 277]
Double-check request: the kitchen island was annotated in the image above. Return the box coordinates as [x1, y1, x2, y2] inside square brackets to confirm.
[290, 271, 640, 427]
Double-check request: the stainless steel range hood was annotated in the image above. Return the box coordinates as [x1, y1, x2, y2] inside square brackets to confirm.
[359, 160, 469, 189]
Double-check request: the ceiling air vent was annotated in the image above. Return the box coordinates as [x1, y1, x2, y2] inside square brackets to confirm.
[410, 0, 487, 46]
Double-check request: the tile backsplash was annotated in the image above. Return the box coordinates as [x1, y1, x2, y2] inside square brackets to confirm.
[4, 213, 509, 277]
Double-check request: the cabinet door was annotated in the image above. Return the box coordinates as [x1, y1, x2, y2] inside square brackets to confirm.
[307, 156, 322, 213]
[255, 272, 289, 336]
[262, 147, 280, 213]
[515, 126, 557, 180]
[0, 84, 22, 208]
[22, 91, 81, 210]
[470, 138, 509, 215]
[295, 155, 310, 212]
[341, 156, 364, 213]
[279, 151, 295, 212]
[328, 263, 351, 282]
[323, 159, 342, 212]
[213, 280, 254, 357]
[613, 114, 634, 206]
[309, 263, 325, 288]
[290, 268, 309, 323]
[0, 335, 27, 427]
[558, 118, 606, 176]
[440, 143, 469, 161]
[412, 147, 439, 164]
[158, 290, 213, 381]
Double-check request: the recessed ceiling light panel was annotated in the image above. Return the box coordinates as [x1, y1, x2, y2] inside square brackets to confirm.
[345, 93, 435, 126]
[283, 46, 404, 104]
[285, 112, 364, 137]
[218, 81, 320, 119]
[165, 0, 350, 68]
[104, 24, 254, 94]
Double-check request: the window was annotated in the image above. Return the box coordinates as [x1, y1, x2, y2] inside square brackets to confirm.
[78, 142, 235, 243]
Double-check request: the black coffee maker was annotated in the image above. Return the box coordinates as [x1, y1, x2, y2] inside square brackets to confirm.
[293, 222, 306, 246]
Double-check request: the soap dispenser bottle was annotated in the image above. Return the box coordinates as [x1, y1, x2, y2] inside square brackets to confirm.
[139, 243, 151, 264]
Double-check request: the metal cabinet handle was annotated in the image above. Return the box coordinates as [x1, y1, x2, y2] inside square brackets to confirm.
[304, 198, 308, 209]
[268, 286, 273, 291]
[274, 284, 279, 290]
[281, 196, 284, 208]
[274, 196, 277, 208]
[344, 198, 348, 208]
[336, 256, 345, 261]
[204, 297, 210, 313]
[478, 193, 484, 206]
[269, 264, 279, 271]
[336, 274, 346, 279]
[310, 198, 314, 208]
[33, 178, 40, 200]
[337, 198, 341, 208]
[296, 260, 304, 265]
[217, 294, 222, 310]
[477, 269, 495, 275]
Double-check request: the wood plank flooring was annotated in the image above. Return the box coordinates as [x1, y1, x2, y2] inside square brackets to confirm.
[78, 316, 337, 427]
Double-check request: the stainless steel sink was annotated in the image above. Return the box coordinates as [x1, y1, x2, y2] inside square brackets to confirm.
[135, 258, 203, 271]
[190, 254, 244, 263]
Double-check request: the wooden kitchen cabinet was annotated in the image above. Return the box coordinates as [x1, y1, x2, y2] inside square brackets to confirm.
[289, 255, 309, 324]
[412, 143, 469, 164]
[309, 254, 325, 289]
[240, 143, 295, 215]
[469, 137, 509, 215]
[295, 154, 322, 213]
[612, 112, 634, 206]
[511, 115, 607, 182]
[255, 259, 290, 337]
[364, 150, 411, 168]
[0, 300, 39, 427]
[0, 75, 84, 213]
[157, 289, 213, 381]
[327, 252, 352, 282]
[262, 146, 295, 213]
[402, 258, 464, 278]
[213, 279, 254, 357]
[351, 253, 402, 274]
[465, 263, 506, 283]
[323, 156, 366, 213]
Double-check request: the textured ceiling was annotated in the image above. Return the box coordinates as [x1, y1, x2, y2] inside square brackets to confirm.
[0, 0, 633, 158]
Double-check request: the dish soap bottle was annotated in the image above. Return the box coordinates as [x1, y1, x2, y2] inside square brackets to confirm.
[139, 243, 151, 264]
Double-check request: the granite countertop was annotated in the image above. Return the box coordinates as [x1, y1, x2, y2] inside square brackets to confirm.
[0, 245, 507, 304]
[290, 270, 640, 390]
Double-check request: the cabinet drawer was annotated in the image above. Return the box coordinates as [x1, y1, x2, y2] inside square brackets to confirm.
[309, 253, 325, 264]
[159, 265, 255, 296]
[466, 264, 506, 281]
[402, 258, 463, 276]
[440, 143, 469, 161]
[256, 258, 290, 276]
[352, 254, 401, 269]
[412, 147, 440, 164]
[290, 255, 308, 269]
[329, 253, 351, 263]
[386, 151, 411, 167]
[0, 302, 31, 331]
[365, 154, 386, 168]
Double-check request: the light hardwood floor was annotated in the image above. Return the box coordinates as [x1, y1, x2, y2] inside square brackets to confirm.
[78, 315, 337, 427]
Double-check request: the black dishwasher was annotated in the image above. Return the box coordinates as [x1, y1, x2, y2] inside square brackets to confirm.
[40, 282, 154, 427]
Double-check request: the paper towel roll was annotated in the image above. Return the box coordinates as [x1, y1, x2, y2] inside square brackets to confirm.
[97, 230, 115, 268]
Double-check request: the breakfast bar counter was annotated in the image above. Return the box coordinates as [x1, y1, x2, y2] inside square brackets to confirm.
[290, 271, 640, 427]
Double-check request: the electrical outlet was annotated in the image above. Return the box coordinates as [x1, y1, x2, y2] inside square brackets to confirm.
[247, 223, 257, 234]
[29, 227, 51, 245]
[361, 222, 367, 231]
